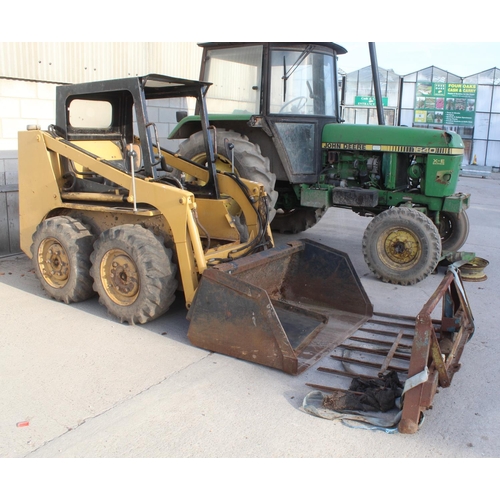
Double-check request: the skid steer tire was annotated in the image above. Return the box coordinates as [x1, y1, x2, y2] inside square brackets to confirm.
[271, 207, 326, 234]
[362, 207, 442, 286]
[178, 129, 278, 221]
[439, 210, 470, 253]
[90, 225, 178, 325]
[31, 216, 95, 304]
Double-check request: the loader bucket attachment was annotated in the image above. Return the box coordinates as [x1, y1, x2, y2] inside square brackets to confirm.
[187, 240, 373, 375]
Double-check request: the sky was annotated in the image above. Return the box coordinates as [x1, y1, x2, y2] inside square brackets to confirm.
[336, 42, 500, 77]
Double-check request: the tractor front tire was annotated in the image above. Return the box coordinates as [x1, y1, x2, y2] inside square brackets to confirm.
[362, 208, 442, 286]
[90, 225, 178, 324]
[31, 216, 95, 303]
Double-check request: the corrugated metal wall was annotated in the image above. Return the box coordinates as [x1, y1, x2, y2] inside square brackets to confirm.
[0, 42, 203, 83]
[0, 151, 19, 256]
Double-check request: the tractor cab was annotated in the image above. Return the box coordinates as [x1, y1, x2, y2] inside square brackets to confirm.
[195, 42, 347, 184]
[200, 42, 345, 118]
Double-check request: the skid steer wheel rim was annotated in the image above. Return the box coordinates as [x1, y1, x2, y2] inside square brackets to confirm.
[37, 237, 70, 288]
[377, 227, 421, 270]
[100, 249, 140, 306]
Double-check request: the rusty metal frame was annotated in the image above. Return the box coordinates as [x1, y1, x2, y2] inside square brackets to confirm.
[307, 267, 475, 434]
[398, 267, 474, 433]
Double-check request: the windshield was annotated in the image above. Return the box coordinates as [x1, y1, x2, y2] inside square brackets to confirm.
[270, 48, 338, 117]
[204, 45, 263, 115]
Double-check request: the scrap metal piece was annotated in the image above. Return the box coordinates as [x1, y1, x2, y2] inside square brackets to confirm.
[460, 257, 489, 282]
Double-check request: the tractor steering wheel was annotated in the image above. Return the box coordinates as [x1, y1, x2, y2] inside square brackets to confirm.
[279, 96, 307, 114]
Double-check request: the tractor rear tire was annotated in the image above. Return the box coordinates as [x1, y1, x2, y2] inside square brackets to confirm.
[439, 210, 470, 253]
[178, 129, 278, 221]
[90, 225, 178, 324]
[31, 216, 95, 303]
[271, 207, 326, 234]
[362, 208, 442, 286]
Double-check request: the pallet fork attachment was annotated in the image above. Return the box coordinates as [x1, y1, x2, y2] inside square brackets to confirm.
[302, 265, 475, 433]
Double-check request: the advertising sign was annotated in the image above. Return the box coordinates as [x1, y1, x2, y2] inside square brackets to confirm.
[414, 82, 477, 126]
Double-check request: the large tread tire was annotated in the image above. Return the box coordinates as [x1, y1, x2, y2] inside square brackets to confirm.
[178, 129, 278, 221]
[271, 207, 326, 234]
[439, 210, 470, 253]
[90, 225, 178, 325]
[362, 208, 442, 286]
[31, 216, 95, 303]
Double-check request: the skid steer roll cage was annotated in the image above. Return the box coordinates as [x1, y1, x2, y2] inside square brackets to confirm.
[55, 74, 222, 198]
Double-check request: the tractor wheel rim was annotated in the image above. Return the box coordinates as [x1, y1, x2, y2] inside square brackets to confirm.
[191, 152, 233, 177]
[101, 249, 140, 306]
[38, 238, 70, 288]
[378, 228, 421, 269]
[439, 214, 453, 242]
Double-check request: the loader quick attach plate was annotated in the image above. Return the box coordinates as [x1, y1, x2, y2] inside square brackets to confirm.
[187, 240, 373, 375]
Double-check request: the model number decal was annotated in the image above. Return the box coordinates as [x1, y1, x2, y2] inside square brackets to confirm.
[413, 147, 440, 153]
[322, 142, 461, 155]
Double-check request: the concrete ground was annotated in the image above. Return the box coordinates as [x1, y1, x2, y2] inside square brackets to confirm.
[1, 173, 499, 460]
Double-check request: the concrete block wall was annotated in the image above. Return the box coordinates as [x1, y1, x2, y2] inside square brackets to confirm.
[146, 96, 195, 151]
[0, 78, 58, 151]
[0, 78, 58, 257]
[0, 77, 191, 153]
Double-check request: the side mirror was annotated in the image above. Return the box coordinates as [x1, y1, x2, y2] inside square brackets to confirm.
[176, 111, 188, 122]
[126, 143, 142, 172]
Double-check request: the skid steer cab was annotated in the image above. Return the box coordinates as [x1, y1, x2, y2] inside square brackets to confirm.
[18, 74, 475, 432]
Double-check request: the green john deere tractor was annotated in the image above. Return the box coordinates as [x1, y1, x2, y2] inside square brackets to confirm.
[170, 42, 470, 286]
